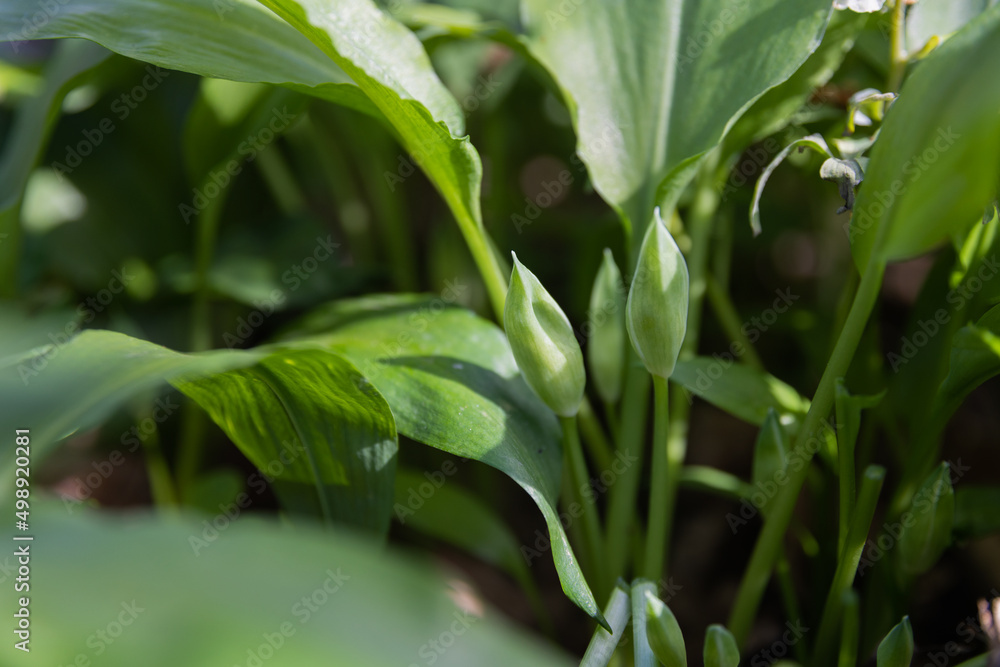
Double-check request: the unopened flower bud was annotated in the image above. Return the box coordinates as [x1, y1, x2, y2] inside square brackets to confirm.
[626, 208, 689, 378]
[588, 249, 626, 403]
[504, 253, 585, 417]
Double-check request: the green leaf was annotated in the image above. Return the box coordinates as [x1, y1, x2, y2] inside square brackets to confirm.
[703, 624, 741, 667]
[933, 305, 1000, 425]
[0, 330, 262, 481]
[0, 40, 110, 297]
[721, 8, 867, 152]
[631, 580, 659, 667]
[877, 617, 914, 667]
[276, 295, 605, 626]
[954, 485, 1000, 539]
[834, 380, 885, 549]
[176, 349, 398, 535]
[906, 0, 1000, 53]
[850, 5, 1000, 270]
[520, 0, 833, 241]
[644, 586, 687, 667]
[898, 462, 955, 574]
[0, 0, 375, 113]
[0, 503, 574, 666]
[671, 357, 809, 426]
[257, 0, 508, 314]
[588, 248, 627, 403]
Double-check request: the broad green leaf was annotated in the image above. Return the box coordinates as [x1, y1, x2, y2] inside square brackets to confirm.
[897, 462, 955, 574]
[276, 295, 606, 626]
[520, 0, 832, 242]
[0, 330, 262, 483]
[0, 503, 574, 666]
[257, 0, 508, 314]
[0, 40, 109, 297]
[722, 8, 867, 153]
[933, 306, 1000, 427]
[0, 0, 375, 114]
[644, 587, 687, 667]
[176, 349, 398, 535]
[704, 624, 741, 667]
[850, 5, 1000, 270]
[906, 0, 999, 53]
[953, 485, 1000, 539]
[877, 617, 914, 667]
[672, 357, 809, 426]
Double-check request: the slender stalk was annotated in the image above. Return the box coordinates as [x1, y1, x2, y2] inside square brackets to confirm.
[255, 144, 306, 216]
[138, 404, 178, 509]
[887, 0, 908, 93]
[561, 415, 607, 597]
[642, 375, 673, 580]
[706, 273, 764, 370]
[604, 356, 651, 579]
[581, 582, 632, 666]
[838, 589, 860, 667]
[728, 260, 885, 645]
[177, 182, 229, 491]
[813, 466, 887, 665]
[578, 399, 614, 474]
[775, 552, 807, 662]
[631, 579, 659, 667]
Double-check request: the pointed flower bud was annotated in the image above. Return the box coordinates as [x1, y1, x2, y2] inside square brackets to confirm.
[587, 249, 626, 403]
[626, 208, 689, 378]
[876, 616, 913, 667]
[504, 252, 585, 417]
[898, 462, 954, 574]
[703, 624, 740, 667]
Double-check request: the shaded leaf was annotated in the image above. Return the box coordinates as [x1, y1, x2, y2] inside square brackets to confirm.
[276, 295, 605, 626]
[176, 349, 398, 535]
[520, 0, 832, 241]
[750, 133, 832, 235]
[704, 624, 741, 667]
[0, 503, 574, 666]
[850, 5, 1000, 270]
[877, 617, 914, 667]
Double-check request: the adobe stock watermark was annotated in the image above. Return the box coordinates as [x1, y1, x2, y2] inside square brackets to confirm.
[16, 266, 137, 385]
[691, 288, 800, 395]
[887, 254, 1000, 372]
[726, 417, 840, 534]
[676, 0, 752, 73]
[54, 601, 145, 667]
[393, 457, 469, 525]
[520, 449, 639, 566]
[179, 106, 300, 224]
[233, 568, 350, 667]
[52, 66, 171, 180]
[856, 458, 971, 576]
[383, 74, 501, 192]
[845, 126, 960, 244]
[748, 619, 809, 667]
[917, 591, 1000, 667]
[4, 0, 72, 54]
[61, 394, 181, 514]
[221, 234, 341, 348]
[188, 439, 305, 556]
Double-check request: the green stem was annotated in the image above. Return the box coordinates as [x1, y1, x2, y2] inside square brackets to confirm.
[813, 466, 886, 665]
[642, 375, 674, 580]
[561, 415, 607, 597]
[838, 589, 860, 667]
[578, 399, 614, 474]
[728, 259, 885, 646]
[177, 181, 229, 491]
[581, 582, 632, 666]
[604, 356, 652, 579]
[775, 552, 806, 662]
[139, 405, 178, 509]
[887, 0, 908, 93]
[706, 273, 764, 370]
[255, 144, 306, 216]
